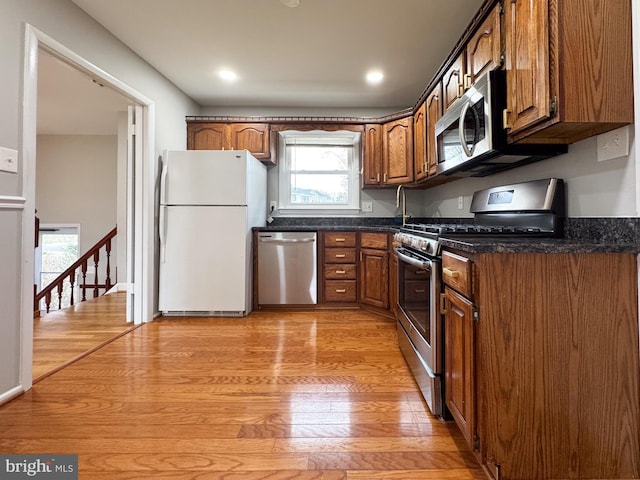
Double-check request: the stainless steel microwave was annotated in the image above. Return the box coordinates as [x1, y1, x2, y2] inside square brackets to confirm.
[434, 70, 566, 177]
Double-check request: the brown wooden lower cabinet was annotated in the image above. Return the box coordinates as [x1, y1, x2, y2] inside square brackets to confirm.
[359, 232, 389, 310]
[318, 230, 393, 312]
[444, 286, 475, 449]
[443, 248, 640, 480]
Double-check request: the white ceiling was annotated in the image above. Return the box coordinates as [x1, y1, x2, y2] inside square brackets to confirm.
[37, 51, 131, 135]
[38, 0, 485, 134]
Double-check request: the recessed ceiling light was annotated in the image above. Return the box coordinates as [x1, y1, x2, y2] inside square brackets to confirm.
[366, 71, 384, 85]
[219, 70, 238, 82]
[280, 0, 300, 7]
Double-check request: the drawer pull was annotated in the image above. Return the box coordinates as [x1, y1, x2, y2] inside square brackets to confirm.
[415, 270, 427, 275]
[335, 289, 346, 293]
[336, 270, 346, 274]
[335, 254, 346, 258]
[335, 238, 346, 242]
[414, 289, 426, 294]
[443, 267, 459, 278]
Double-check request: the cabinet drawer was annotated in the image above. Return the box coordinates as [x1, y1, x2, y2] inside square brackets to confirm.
[325, 248, 356, 264]
[324, 264, 356, 280]
[324, 280, 357, 302]
[442, 250, 472, 298]
[360, 232, 388, 250]
[324, 232, 357, 247]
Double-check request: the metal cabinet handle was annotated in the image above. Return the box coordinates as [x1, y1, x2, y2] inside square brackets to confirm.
[414, 289, 426, 293]
[336, 289, 346, 293]
[443, 267, 459, 278]
[440, 293, 447, 314]
[464, 73, 472, 90]
[335, 254, 346, 258]
[334, 238, 346, 242]
[503, 108, 512, 130]
[336, 270, 346, 274]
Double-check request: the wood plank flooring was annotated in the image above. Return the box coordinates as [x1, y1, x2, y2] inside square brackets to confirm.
[32, 292, 135, 382]
[4, 305, 486, 479]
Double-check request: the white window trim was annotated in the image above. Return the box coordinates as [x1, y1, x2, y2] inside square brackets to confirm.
[277, 130, 361, 215]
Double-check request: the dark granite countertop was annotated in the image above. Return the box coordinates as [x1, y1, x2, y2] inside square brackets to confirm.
[254, 217, 640, 254]
[439, 236, 640, 254]
[255, 224, 400, 233]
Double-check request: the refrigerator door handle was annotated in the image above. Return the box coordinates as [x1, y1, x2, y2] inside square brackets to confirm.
[159, 205, 167, 263]
[159, 161, 169, 205]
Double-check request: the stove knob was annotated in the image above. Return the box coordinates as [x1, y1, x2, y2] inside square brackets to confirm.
[424, 243, 433, 255]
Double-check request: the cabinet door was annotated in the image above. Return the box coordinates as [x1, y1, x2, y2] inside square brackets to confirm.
[444, 286, 475, 449]
[362, 124, 383, 187]
[360, 248, 389, 309]
[466, 4, 502, 86]
[413, 102, 427, 182]
[228, 123, 271, 160]
[442, 53, 465, 112]
[425, 85, 442, 176]
[382, 117, 414, 185]
[504, 0, 551, 134]
[389, 250, 398, 316]
[187, 123, 226, 150]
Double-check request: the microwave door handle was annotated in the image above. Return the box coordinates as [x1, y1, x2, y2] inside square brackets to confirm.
[459, 100, 475, 158]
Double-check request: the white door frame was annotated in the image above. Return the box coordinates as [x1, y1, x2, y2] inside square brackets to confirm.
[20, 24, 156, 390]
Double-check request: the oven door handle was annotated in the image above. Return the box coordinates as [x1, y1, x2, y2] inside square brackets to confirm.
[394, 247, 432, 271]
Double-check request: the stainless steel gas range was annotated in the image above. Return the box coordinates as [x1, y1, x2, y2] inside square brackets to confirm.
[393, 178, 565, 418]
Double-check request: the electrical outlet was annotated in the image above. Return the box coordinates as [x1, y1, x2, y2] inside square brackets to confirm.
[597, 126, 629, 162]
[0, 147, 18, 174]
[458, 196, 464, 210]
[361, 201, 373, 213]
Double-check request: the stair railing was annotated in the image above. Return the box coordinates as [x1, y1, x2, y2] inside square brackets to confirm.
[35, 227, 117, 314]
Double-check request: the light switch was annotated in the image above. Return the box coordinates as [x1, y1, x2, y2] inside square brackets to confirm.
[0, 147, 19, 174]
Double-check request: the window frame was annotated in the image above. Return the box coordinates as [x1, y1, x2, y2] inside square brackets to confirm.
[277, 130, 361, 215]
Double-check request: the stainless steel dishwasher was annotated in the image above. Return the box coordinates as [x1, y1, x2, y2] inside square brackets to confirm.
[257, 232, 317, 305]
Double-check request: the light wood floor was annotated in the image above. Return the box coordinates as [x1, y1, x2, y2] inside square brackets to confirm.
[32, 292, 135, 382]
[4, 302, 485, 479]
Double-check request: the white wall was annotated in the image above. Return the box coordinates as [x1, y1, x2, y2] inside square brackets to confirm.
[416, 126, 637, 219]
[0, 0, 198, 400]
[36, 135, 118, 255]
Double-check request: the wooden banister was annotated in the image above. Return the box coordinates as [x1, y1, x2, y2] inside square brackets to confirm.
[35, 227, 117, 314]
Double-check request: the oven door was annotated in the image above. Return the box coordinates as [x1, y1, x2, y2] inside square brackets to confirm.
[394, 246, 442, 375]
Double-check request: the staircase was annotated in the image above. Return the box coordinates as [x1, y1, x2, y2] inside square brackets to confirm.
[35, 227, 117, 315]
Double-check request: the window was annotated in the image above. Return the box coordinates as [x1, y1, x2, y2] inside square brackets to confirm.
[35, 225, 80, 311]
[278, 130, 361, 213]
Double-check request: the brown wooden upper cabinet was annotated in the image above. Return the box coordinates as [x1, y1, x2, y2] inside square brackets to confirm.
[187, 122, 273, 163]
[442, 53, 465, 112]
[362, 124, 383, 188]
[465, 4, 501, 87]
[503, 0, 633, 144]
[425, 84, 443, 177]
[382, 116, 414, 185]
[413, 102, 427, 182]
[362, 117, 413, 187]
[443, 4, 502, 114]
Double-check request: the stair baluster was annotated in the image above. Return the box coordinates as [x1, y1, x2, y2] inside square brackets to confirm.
[35, 227, 117, 315]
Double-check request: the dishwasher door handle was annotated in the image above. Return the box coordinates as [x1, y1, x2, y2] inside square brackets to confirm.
[258, 238, 316, 244]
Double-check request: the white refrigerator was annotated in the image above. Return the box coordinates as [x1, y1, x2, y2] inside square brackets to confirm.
[158, 150, 267, 316]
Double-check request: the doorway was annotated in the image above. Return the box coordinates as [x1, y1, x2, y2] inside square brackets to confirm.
[21, 24, 155, 390]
